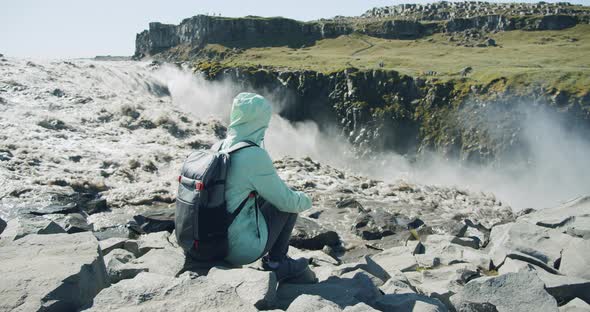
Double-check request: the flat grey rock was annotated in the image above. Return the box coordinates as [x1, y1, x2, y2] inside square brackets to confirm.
[0, 232, 109, 311]
[451, 270, 558, 312]
[0, 215, 65, 245]
[98, 237, 128, 255]
[498, 258, 590, 305]
[519, 196, 590, 239]
[129, 247, 185, 276]
[208, 267, 278, 309]
[85, 272, 258, 312]
[487, 221, 572, 268]
[369, 246, 418, 274]
[136, 231, 172, 256]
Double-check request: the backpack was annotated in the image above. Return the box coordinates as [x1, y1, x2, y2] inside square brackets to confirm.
[175, 140, 257, 261]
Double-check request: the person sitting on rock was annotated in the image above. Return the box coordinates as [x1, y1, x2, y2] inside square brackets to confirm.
[221, 92, 313, 282]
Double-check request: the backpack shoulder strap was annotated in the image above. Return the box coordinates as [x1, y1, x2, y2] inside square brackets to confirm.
[226, 140, 258, 154]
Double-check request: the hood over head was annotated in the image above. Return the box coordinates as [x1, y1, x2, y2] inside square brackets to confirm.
[222, 92, 272, 149]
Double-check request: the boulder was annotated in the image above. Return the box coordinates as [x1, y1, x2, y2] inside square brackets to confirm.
[129, 247, 185, 276]
[560, 239, 590, 280]
[420, 235, 492, 269]
[277, 272, 381, 309]
[352, 209, 405, 240]
[105, 253, 147, 284]
[498, 258, 590, 305]
[126, 209, 175, 235]
[0, 215, 65, 245]
[85, 272, 257, 312]
[48, 213, 94, 233]
[98, 237, 128, 255]
[342, 302, 379, 312]
[0, 232, 109, 311]
[369, 246, 419, 274]
[412, 263, 481, 309]
[286, 294, 341, 312]
[136, 231, 173, 256]
[81, 198, 109, 215]
[289, 246, 340, 266]
[208, 267, 278, 309]
[559, 298, 590, 312]
[451, 270, 558, 312]
[104, 248, 135, 264]
[375, 293, 448, 312]
[518, 196, 590, 239]
[290, 217, 340, 250]
[487, 221, 572, 268]
[379, 271, 416, 295]
[330, 256, 391, 282]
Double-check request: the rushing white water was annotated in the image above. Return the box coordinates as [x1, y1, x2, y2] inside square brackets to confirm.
[0, 59, 587, 217]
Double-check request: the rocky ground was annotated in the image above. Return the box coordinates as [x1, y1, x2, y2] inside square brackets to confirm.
[0, 58, 589, 311]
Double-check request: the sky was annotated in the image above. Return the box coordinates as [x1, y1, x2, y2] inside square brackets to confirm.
[1, 0, 589, 58]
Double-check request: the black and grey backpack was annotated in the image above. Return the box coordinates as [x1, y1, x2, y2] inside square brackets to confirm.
[175, 140, 256, 261]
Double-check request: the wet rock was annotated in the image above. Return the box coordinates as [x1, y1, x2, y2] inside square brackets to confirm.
[560, 239, 590, 280]
[37, 118, 71, 131]
[0, 149, 13, 161]
[59, 213, 94, 233]
[81, 198, 108, 215]
[336, 197, 364, 210]
[51, 88, 65, 97]
[208, 267, 277, 309]
[451, 270, 558, 312]
[286, 294, 341, 312]
[126, 209, 175, 234]
[290, 217, 340, 250]
[352, 209, 406, 240]
[559, 298, 590, 312]
[487, 220, 572, 268]
[375, 293, 448, 312]
[0, 232, 109, 311]
[85, 272, 257, 312]
[0, 215, 66, 245]
[28, 202, 79, 215]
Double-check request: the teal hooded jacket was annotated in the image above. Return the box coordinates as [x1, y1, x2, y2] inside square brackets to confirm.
[221, 93, 312, 265]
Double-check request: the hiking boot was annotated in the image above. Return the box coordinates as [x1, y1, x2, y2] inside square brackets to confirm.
[261, 255, 309, 282]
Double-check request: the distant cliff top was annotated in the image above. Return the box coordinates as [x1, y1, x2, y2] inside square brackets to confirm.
[360, 1, 590, 21]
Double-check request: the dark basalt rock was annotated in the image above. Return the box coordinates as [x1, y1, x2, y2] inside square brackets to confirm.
[0, 217, 6, 235]
[126, 209, 175, 235]
[290, 217, 340, 250]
